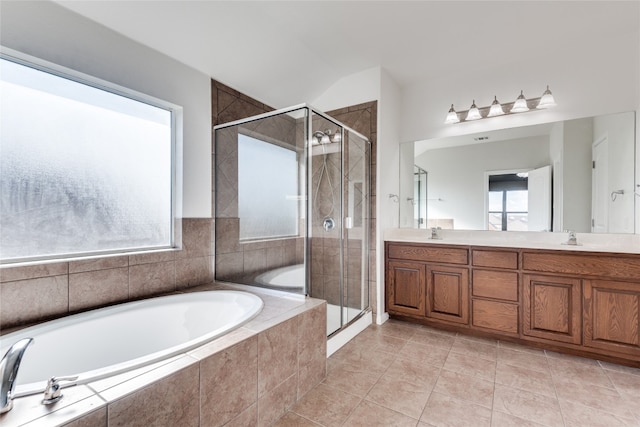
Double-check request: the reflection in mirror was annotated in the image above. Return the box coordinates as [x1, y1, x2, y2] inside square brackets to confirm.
[399, 111, 636, 233]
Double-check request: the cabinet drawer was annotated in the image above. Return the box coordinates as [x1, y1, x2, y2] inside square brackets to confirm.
[472, 249, 518, 269]
[472, 270, 518, 301]
[388, 244, 468, 265]
[522, 252, 640, 280]
[472, 299, 518, 334]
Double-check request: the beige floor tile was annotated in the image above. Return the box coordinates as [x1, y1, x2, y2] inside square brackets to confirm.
[605, 368, 640, 399]
[442, 351, 496, 381]
[330, 342, 396, 374]
[366, 375, 432, 419]
[432, 369, 495, 408]
[420, 392, 491, 427]
[291, 383, 361, 427]
[410, 328, 456, 351]
[384, 357, 441, 388]
[495, 362, 556, 398]
[490, 410, 549, 427]
[398, 341, 450, 368]
[599, 360, 640, 377]
[493, 384, 563, 427]
[496, 346, 550, 374]
[546, 353, 614, 389]
[272, 412, 322, 426]
[322, 361, 383, 397]
[552, 375, 636, 420]
[354, 327, 410, 354]
[559, 399, 638, 427]
[377, 320, 421, 340]
[343, 400, 419, 427]
[498, 340, 547, 356]
[450, 336, 498, 361]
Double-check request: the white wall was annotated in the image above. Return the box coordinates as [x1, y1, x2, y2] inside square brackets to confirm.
[400, 29, 639, 144]
[415, 136, 550, 230]
[561, 118, 593, 233]
[1, 1, 212, 218]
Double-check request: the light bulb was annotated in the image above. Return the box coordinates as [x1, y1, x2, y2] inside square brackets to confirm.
[444, 104, 460, 124]
[511, 90, 530, 113]
[487, 96, 505, 117]
[332, 131, 342, 143]
[466, 100, 482, 121]
[321, 133, 331, 144]
[537, 85, 556, 109]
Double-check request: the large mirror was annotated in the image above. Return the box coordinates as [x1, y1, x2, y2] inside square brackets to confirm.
[399, 111, 636, 233]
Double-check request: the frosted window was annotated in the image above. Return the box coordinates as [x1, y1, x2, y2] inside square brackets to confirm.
[238, 135, 298, 240]
[1, 57, 175, 263]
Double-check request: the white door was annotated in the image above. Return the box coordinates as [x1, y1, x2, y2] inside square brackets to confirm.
[592, 136, 609, 233]
[528, 165, 552, 231]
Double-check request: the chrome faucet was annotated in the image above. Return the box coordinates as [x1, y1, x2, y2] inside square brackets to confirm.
[0, 337, 33, 414]
[430, 227, 442, 240]
[566, 230, 578, 245]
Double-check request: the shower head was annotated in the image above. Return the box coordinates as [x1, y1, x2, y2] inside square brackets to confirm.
[312, 129, 341, 145]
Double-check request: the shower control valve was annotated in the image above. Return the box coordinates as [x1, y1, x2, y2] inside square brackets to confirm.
[323, 217, 336, 232]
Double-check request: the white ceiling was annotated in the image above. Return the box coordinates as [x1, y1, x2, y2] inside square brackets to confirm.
[54, 1, 639, 109]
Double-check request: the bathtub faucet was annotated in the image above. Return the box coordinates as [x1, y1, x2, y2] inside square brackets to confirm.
[0, 337, 34, 414]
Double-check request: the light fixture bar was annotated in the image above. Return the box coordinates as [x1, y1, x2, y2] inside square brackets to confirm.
[445, 86, 556, 124]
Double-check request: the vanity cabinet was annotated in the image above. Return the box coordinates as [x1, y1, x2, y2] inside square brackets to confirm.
[385, 241, 640, 365]
[386, 260, 426, 317]
[522, 274, 582, 344]
[470, 249, 519, 335]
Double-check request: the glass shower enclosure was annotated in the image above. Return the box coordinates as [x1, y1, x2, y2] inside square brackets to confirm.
[214, 104, 370, 336]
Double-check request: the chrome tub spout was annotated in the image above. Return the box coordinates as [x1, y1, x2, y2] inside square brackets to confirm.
[0, 338, 33, 414]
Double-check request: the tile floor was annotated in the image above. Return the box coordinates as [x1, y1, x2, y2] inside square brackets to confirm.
[274, 319, 640, 427]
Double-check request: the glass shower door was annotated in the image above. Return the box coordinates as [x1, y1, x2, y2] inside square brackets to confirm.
[343, 130, 370, 325]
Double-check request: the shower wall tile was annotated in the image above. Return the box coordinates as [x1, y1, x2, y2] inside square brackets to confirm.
[224, 404, 258, 427]
[107, 364, 200, 427]
[215, 217, 241, 254]
[199, 336, 258, 427]
[0, 275, 68, 326]
[244, 248, 268, 274]
[176, 218, 213, 259]
[257, 373, 298, 427]
[266, 246, 285, 269]
[176, 256, 213, 289]
[0, 261, 68, 283]
[258, 317, 298, 397]
[69, 267, 129, 312]
[69, 255, 129, 274]
[215, 252, 244, 279]
[129, 261, 176, 298]
[128, 250, 175, 266]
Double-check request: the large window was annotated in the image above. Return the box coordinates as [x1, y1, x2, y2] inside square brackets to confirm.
[238, 134, 298, 240]
[1, 53, 179, 264]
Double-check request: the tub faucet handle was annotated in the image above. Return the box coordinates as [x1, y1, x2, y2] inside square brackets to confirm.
[42, 375, 78, 405]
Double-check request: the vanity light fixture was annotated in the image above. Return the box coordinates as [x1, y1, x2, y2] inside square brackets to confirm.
[445, 86, 556, 124]
[466, 100, 482, 121]
[487, 96, 505, 117]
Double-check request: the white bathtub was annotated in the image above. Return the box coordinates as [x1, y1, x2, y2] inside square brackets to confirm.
[255, 264, 305, 290]
[0, 290, 263, 397]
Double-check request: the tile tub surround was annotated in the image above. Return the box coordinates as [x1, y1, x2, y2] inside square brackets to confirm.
[0, 218, 215, 330]
[0, 283, 327, 426]
[275, 319, 640, 427]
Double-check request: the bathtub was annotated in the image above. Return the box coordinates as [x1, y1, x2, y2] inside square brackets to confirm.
[0, 290, 263, 397]
[255, 264, 305, 290]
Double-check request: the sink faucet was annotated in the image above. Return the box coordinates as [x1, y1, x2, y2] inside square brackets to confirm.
[431, 227, 442, 240]
[0, 338, 33, 414]
[566, 230, 578, 245]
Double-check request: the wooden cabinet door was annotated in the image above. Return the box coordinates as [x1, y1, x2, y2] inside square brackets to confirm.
[426, 265, 469, 324]
[522, 274, 582, 344]
[386, 260, 426, 317]
[584, 279, 640, 357]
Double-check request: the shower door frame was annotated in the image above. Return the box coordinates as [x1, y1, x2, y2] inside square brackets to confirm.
[213, 103, 371, 335]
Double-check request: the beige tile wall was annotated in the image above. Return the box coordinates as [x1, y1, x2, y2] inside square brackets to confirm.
[0, 218, 214, 330]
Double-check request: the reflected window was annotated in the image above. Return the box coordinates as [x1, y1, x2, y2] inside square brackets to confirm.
[488, 174, 528, 231]
[1, 55, 177, 263]
[238, 134, 298, 240]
